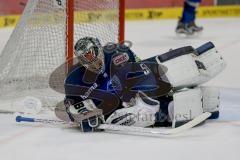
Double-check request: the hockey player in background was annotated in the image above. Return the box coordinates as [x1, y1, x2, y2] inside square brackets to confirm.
[62, 37, 226, 132]
[176, 0, 203, 35]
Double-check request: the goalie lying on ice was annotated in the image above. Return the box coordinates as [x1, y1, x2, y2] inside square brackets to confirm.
[62, 37, 226, 132]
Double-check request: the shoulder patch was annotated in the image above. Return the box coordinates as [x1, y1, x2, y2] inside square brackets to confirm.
[113, 53, 129, 66]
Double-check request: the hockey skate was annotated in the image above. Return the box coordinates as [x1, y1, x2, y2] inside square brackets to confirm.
[176, 20, 203, 36]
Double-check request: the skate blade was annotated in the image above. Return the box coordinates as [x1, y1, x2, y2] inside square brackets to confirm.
[176, 30, 203, 38]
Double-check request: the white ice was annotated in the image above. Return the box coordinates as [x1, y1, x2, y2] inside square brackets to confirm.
[0, 18, 240, 160]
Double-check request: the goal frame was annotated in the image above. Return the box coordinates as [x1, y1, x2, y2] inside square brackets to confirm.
[0, 0, 126, 113]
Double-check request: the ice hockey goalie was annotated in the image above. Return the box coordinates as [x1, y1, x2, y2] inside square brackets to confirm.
[61, 37, 226, 132]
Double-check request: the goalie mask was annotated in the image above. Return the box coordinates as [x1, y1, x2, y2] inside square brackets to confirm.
[74, 37, 104, 73]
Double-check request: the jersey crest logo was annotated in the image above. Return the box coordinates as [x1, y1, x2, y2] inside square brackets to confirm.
[113, 53, 129, 66]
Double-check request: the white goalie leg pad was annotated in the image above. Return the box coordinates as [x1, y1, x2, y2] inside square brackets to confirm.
[157, 47, 226, 89]
[158, 54, 201, 88]
[195, 47, 226, 85]
[200, 86, 220, 113]
[168, 88, 204, 128]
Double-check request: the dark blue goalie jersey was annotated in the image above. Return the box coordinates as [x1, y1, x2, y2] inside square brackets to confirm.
[65, 44, 172, 117]
[64, 44, 138, 115]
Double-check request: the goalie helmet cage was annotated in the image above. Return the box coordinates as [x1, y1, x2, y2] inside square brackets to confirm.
[0, 0, 125, 112]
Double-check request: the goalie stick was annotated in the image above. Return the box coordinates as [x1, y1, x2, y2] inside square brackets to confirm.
[15, 112, 211, 136]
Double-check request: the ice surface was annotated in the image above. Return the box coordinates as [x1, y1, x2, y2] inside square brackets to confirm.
[0, 18, 240, 160]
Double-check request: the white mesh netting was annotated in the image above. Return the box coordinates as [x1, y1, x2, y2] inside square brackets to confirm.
[0, 0, 122, 112]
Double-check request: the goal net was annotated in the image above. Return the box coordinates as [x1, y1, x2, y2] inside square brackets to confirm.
[0, 0, 125, 113]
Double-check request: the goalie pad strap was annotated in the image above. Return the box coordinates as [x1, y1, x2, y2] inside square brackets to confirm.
[196, 41, 215, 55]
[158, 46, 195, 62]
